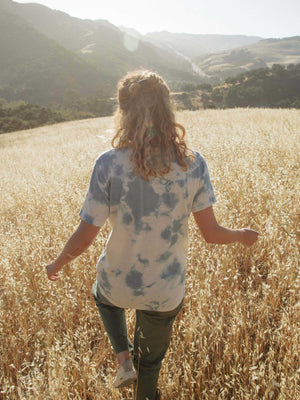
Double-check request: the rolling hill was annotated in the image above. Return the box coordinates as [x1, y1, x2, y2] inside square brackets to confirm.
[0, 8, 111, 105]
[1, 0, 299, 110]
[3, 0, 197, 82]
[143, 31, 262, 58]
[193, 36, 300, 80]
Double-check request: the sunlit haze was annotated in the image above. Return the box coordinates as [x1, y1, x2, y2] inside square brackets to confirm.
[15, 0, 300, 38]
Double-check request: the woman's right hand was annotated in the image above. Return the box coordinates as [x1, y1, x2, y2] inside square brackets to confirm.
[193, 206, 259, 246]
[46, 261, 62, 281]
[239, 228, 259, 247]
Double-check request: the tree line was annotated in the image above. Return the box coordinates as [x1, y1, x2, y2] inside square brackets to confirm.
[0, 96, 115, 134]
[0, 100, 66, 134]
[1, 63, 299, 134]
[211, 63, 300, 109]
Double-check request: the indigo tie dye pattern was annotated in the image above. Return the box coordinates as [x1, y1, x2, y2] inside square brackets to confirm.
[79, 148, 216, 311]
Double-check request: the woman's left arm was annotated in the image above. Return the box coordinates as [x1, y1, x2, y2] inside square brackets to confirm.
[46, 220, 101, 281]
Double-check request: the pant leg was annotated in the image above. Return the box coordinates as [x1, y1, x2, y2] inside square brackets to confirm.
[92, 281, 130, 355]
[133, 301, 183, 400]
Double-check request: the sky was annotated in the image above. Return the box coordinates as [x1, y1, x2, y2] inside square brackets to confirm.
[15, 0, 300, 38]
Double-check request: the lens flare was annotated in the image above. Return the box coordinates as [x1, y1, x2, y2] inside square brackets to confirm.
[123, 33, 140, 52]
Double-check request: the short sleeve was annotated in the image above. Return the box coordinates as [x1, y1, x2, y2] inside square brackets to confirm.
[191, 154, 216, 213]
[79, 158, 110, 227]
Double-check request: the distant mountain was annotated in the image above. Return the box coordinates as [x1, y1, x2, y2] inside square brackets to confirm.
[1, 0, 299, 110]
[193, 37, 300, 80]
[119, 26, 144, 40]
[4, 0, 196, 82]
[143, 31, 262, 58]
[0, 7, 110, 105]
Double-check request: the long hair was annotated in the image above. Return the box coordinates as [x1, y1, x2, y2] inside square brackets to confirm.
[112, 69, 194, 180]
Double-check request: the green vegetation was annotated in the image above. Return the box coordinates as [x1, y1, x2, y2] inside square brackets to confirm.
[1, 0, 197, 104]
[2, 63, 299, 134]
[170, 82, 213, 92]
[172, 63, 300, 111]
[0, 97, 117, 134]
[0, 10, 113, 106]
[0, 100, 66, 134]
[1, 1, 299, 134]
[217, 63, 300, 108]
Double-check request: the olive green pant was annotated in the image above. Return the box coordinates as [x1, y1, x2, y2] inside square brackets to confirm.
[92, 282, 183, 400]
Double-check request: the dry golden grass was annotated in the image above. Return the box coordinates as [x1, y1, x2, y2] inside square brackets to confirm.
[0, 109, 299, 400]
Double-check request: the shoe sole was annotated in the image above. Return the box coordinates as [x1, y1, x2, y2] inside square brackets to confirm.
[113, 375, 137, 388]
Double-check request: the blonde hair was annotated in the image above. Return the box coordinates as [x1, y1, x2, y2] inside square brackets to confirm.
[112, 69, 194, 180]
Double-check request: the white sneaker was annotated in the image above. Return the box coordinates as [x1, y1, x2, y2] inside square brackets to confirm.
[113, 359, 137, 388]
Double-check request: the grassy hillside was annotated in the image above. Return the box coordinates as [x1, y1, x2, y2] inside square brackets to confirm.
[172, 63, 300, 110]
[0, 109, 299, 399]
[0, 100, 67, 133]
[211, 63, 300, 109]
[1, 1, 299, 109]
[0, 10, 111, 105]
[3, 0, 196, 83]
[0, 0, 199, 108]
[144, 32, 261, 58]
[194, 37, 300, 80]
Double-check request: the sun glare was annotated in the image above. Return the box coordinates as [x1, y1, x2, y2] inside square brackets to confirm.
[123, 33, 140, 52]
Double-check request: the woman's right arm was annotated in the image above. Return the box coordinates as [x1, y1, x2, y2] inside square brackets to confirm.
[193, 206, 258, 246]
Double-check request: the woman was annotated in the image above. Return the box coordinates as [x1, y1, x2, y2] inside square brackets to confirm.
[46, 70, 258, 400]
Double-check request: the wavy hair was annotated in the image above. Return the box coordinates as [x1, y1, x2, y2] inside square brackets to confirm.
[112, 69, 194, 180]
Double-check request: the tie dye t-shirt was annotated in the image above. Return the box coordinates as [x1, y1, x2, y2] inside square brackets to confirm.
[79, 148, 216, 311]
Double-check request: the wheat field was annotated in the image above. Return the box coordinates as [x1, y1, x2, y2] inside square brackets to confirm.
[0, 109, 299, 400]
